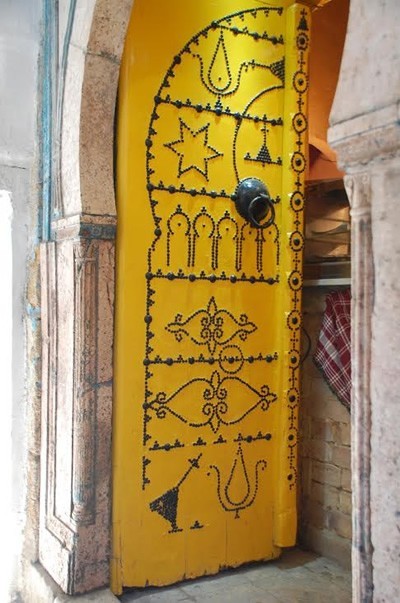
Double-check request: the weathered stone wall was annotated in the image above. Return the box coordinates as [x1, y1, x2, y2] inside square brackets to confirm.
[32, 0, 132, 598]
[0, 1, 42, 600]
[330, 2, 400, 600]
[299, 289, 352, 568]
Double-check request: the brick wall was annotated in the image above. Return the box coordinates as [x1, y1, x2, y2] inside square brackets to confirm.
[299, 288, 352, 568]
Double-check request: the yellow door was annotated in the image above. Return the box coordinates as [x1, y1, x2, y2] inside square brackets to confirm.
[113, 0, 309, 592]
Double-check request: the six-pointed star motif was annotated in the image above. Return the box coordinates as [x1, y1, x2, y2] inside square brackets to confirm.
[165, 118, 223, 179]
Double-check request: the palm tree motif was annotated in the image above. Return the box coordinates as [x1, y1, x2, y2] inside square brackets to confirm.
[149, 454, 202, 532]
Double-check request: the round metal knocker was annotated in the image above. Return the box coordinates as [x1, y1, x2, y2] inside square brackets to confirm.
[232, 177, 275, 229]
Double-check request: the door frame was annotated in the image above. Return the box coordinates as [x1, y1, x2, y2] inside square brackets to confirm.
[31, 0, 379, 601]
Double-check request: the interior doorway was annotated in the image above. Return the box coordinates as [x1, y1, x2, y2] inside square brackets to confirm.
[298, 0, 352, 568]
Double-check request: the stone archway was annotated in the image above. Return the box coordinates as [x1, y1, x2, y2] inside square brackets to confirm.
[31, 0, 400, 601]
[37, 0, 133, 595]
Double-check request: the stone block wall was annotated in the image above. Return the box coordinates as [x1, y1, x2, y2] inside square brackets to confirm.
[299, 288, 352, 568]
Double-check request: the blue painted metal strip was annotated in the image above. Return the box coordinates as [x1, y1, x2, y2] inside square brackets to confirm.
[41, 0, 77, 240]
[40, 0, 56, 241]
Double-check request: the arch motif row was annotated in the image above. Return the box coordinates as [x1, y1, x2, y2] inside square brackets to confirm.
[164, 205, 279, 274]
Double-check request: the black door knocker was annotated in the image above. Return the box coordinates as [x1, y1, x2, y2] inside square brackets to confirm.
[232, 177, 275, 229]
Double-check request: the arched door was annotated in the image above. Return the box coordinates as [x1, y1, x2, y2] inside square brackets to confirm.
[113, 0, 309, 592]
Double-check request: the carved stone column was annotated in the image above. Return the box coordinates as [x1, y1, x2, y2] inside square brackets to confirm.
[343, 173, 373, 602]
[332, 116, 400, 603]
[40, 228, 115, 594]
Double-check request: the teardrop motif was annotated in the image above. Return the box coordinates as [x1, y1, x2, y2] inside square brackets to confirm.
[208, 32, 231, 92]
[224, 444, 250, 505]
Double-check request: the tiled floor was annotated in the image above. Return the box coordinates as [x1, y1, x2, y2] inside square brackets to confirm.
[119, 549, 352, 603]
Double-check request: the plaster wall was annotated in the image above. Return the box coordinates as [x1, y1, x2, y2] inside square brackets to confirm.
[0, 1, 42, 598]
[330, 0, 400, 125]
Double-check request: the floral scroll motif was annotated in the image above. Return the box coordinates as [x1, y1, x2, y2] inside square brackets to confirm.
[165, 296, 257, 355]
[145, 370, 277, 433]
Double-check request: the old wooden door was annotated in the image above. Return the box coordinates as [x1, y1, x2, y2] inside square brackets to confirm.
[112, 0, 309, 593]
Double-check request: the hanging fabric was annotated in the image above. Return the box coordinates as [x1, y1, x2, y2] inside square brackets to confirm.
[314, 288, 351, 410]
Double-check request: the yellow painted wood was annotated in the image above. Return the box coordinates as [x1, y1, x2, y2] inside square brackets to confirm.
[113, 0, 309, 593]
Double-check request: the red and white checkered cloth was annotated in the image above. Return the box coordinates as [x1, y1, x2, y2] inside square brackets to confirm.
[314, 288, 351, 411]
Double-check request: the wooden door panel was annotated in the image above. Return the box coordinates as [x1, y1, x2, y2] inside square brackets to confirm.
[113, 0, 308, 592]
